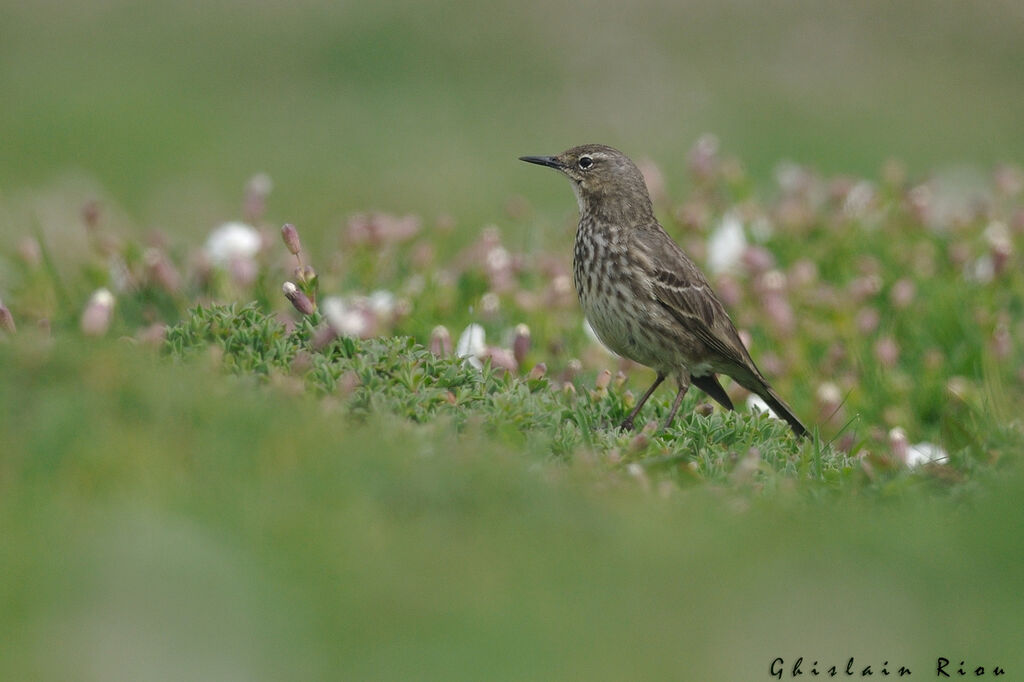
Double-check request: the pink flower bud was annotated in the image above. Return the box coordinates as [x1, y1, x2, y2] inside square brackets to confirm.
[856, 307, 880, 334]
[144, 248, 181, 294]
[528, 362, 547, 380]
[312, 326, 338, 350]
[985, 221, 1012, 276]
[137, 322, 168, 347]
[281, 223, 302, 256]
[889, 278, 916, 309]
[244, 173, 272, 222]
[888, 427, 909, 464]
[874, 336, 900, 368]
[229, 257, 258, 288]
[430, 325, 452, 357]
[564, 358, 582, 381]
[595, 369, 612, 391]
[687, 134, 719, 181]
[849, 274, 883, 301]
[637, 158, 667, 204]
[789, 259, 818, 288]
[763, 293, 794, 335]
[816, 381, 844, 424]
[483, 347, 517, 373]
[992, 319, 1012, 360]
[81, 288, 115, 336]
[512, 323, 531, 366]
[282, 281, 315, 316]
[0, 300, 15, 334]
[742, 245, 776, 274]
[993, 164, 1023, 197]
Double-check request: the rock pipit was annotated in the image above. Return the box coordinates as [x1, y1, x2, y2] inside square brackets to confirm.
[521, 144, 808, 437]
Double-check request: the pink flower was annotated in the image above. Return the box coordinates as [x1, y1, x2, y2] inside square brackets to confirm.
[741, 246, 776, 274]
[816, 381, 843, 423]
[482, 347, 517, 373]
[874, 336, 900, 368]
[889, 279, 916, 309]
[81, 288, 115, 336]
[637, 158, 667, 204]
[687, 134, 719, 181]
[430, 325, 452, 357]
[144, 248, 181, 294]
[243, 173, 272, 223]
[0, 299, 15, 334]
[281, 223, 302, 256]
[282, 282, 315, 316]
[512, 324, 531, 366]
[856, 307, 880, 334]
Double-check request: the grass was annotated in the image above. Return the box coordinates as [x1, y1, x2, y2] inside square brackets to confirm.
[2, 138, 1024, 678]
[2, 340, 1023, 680]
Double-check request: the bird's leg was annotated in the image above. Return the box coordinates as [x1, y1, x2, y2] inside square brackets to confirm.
[661, 374, 691, 430]
[619, 372, 665, 431]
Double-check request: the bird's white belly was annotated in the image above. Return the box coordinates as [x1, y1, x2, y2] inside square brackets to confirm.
[584, 299, 712, 377]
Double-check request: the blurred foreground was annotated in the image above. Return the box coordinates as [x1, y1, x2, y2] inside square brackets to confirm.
[1, 342, 1023, 681]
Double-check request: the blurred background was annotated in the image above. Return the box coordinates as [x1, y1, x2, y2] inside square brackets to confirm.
[2, 0, 1023, 244]
[3, 2, 1024, 680]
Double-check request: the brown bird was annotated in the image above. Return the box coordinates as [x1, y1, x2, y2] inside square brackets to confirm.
[520, 144, 809, 438]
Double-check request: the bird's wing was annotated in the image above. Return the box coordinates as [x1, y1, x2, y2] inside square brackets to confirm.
[650, 269, 749, 364]
[636, 224, 759, 374]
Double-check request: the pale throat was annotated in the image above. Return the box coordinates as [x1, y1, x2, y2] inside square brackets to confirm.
[571, 182, 585, 214]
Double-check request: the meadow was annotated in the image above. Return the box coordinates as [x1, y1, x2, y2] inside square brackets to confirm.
[2, 1, 1024, 680]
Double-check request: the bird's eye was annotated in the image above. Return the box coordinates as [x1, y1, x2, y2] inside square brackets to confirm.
[578, 156, 593, 170]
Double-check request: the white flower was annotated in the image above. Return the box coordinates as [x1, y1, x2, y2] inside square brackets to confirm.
[480, 292, 500, 315]
[204, 222, 262, 265]
[246, 173, 273, 197]
[107, 256, 133, 293]
[322, 296, 367, 338]
[367, 289, 397, 318]
[746, 394, 781, 422]
[455, 323, 486, 369]
[843, 181, 875, 219]
[707, 212, 747, 274]
[485, 245, 511, 273]
[906, 442, 949, 467]
[984, 220, 1011, 251]
[964, 255, 994, 284]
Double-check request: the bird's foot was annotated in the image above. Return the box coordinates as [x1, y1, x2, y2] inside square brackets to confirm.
[618, 417, 636, 432]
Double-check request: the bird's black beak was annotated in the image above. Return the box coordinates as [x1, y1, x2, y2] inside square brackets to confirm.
[519, 155, 563, 170]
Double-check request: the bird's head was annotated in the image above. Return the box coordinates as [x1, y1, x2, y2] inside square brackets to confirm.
[519, 144, 652, 216]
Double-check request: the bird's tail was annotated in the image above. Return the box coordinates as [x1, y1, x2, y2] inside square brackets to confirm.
[725, 366, 811, 439]
[760, 386, 809, 439]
